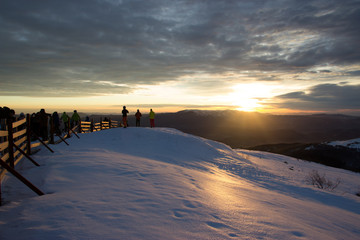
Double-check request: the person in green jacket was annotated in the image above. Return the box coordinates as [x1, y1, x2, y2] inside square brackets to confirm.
[71, 110, 81, 128]
[149, 109, 155, 128]
[61, 112, 69, 132]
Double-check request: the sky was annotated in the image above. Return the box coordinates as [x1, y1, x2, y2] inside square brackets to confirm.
[1, 0, 360, 115]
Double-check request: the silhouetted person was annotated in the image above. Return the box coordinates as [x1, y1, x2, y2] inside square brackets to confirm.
[52, 112, 61, 135]
[122, 106, 129, 128]
[61, 112, 69, 132]
[0, 106, 12, 130]
[71, 110, 80, 128]
[0, 107, 5, 130]
[30, 113, 40, 139]
[0, 107, 4, 119]
[39, 109, 50, 140]
[135, 109, 142, 127]
[149, 109, 155, 128]
[9, 109, 16, 121]
[18, 112, 25, 120]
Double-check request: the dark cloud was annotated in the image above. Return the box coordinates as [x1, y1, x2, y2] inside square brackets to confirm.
[0, 0, 360, 97]
[274, 83, 360, 111]
[348, 70, 360, 76]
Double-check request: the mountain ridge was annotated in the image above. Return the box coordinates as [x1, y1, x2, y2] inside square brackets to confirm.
[87, 110, 360, 148]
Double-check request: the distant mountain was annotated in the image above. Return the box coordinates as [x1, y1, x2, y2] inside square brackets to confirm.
[326, 138, 360, 149]
[88, 110, 360, 148]
[249, 141, 360, 172]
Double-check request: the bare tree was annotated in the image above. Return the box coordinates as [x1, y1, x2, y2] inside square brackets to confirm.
[305, 170, 341, 191]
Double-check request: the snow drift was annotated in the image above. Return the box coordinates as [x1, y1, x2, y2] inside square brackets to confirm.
[0, 127, 359, 239]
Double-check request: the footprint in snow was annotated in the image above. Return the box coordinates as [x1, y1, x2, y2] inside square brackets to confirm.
[206, 221, 230, 229]
[182, 199, 202, 209]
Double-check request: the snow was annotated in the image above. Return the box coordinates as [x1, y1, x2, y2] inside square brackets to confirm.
[326, 138, 360, 149]
[1, 127, 360, 239]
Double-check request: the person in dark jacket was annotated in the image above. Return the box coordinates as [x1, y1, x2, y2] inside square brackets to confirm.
[0, 106, 12, 130]
[135, 109, 142, 127]
[122, 106, 129, 128]
[31, 112, 41, 139]
[52, 112, 61, 135]
[39, 109, 51, 140]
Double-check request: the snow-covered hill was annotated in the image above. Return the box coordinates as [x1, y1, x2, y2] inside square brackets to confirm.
[0, 128, 359, 239]
[327, 138, 360, 149]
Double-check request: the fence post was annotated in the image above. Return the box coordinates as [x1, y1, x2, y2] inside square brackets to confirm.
[0, 158, 44, 196]
[78, 120, 82, 133]
[91, 119, 94, 132]
[6, 118, 14, 168]
[100, 118, 103, 130]
[67, 119, 71, 138]
[0, 174, 2, 205]
[26, 114, 31, 155]
[109, 118, 112, 129]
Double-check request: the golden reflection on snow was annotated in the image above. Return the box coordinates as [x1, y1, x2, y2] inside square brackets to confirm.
[202, 165, 254, 213]
[198, 164, 297, 237]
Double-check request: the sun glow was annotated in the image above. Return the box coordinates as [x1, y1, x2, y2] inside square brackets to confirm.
[228, 83, 276, 112]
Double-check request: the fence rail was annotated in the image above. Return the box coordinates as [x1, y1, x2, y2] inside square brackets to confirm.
[80, 118, 120, 133]
[0, 115, 121, 205]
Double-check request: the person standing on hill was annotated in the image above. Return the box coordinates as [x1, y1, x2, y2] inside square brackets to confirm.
[122, 106, 129, 128]
[61, 112, 69, 132]
[71, 110, 81, 128]
[52, 111, 61, 135]
[149, 109, 155, 128]
[39, 108, 50, 140]
[18, 112, 25, 120]
[31, 112, 41, 137]
[0, 106, 13, 130]
[135, 109, 142, 127]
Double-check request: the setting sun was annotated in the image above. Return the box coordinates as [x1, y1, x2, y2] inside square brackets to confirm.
[228, 83, 276, 112]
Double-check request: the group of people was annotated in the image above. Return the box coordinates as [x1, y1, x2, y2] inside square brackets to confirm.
[1, 105, 156, 141]
[121, 106, 155, 128]
[0, 106, 16, 130]
[2, 109, 78, 141]
[30, 109, 81, 140]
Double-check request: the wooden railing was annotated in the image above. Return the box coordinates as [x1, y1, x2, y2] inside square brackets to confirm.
[0, 115, 121, 205]
[0, 115, 47, 203]
[80, 118, 120, 133]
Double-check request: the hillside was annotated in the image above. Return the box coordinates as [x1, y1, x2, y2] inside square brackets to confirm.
[0, 127, 359, 239]
[249, 138, 360, 172]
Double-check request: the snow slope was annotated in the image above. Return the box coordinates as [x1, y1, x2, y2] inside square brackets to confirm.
[0, 128, 360, 239]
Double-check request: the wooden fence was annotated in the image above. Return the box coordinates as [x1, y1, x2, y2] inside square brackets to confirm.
[80, 118, 120, 133]
[0, 115, 121, 205]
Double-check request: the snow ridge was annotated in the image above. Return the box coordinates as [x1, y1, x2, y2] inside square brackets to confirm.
[0, 127, 359, 240]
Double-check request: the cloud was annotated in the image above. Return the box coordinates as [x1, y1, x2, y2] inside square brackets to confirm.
[273, 83, 360, 111]
[348, 70, 360, 76]
[0, 0, 360, 97]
